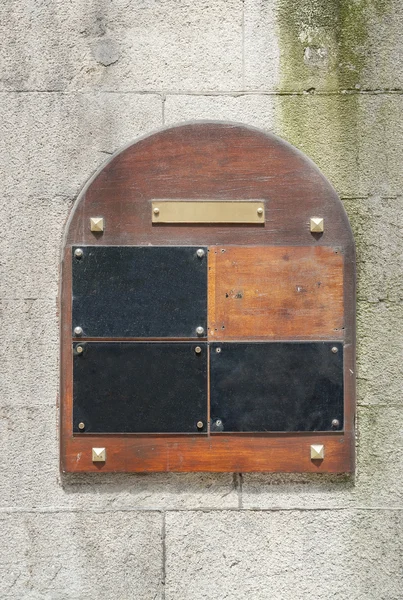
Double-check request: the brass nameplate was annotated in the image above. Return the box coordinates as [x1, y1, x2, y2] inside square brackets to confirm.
[151, 200, 265, 224]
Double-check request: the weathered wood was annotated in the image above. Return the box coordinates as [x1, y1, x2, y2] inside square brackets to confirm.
[208, 245, 344, 340]
[60, 122, 356, 473]
[61, 433, 352, 473]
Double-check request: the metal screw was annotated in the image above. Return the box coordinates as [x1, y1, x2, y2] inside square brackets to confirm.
[196, 248, 205, 258]
[74, 248, 83, 258]
[196, 326, 204, 336]
[197, 421, 204, 429]
[78, 422, 85, 430]
[216, 419, 222, 427]
[153, 207, 160, 215]
[74, 326, 83, 336]
[195, 346, 202, 354]
[216, 347, 221, 353]
[331, 346, 338, 354]
[257, 207, 264, 216]
[332, 419, 340, 428]
[76, 345, 83, 354]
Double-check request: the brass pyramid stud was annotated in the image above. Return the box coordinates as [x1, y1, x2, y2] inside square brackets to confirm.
[310, 217, 324, 233]
[92, 447, 106, 462]
[90, 217, 104, 232]
[310, 444, 325, 460]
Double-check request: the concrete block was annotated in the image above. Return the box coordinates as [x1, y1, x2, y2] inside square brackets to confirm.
[0, 93, 162, 198]
[164, 94, 276, 130]
[344, 197, 403, 304]
[241, 472, 356, 510]
[0, 196, 71, 299]
[356, 302, 403, 408]
[355, 405, 403, 507]
[0, 510, 162, 599]
[277, 94, 403, 197]
[244, 0, 403, 92]
[243, 0, 280, 90]
[62, 472, 239, 511]
[0, 405, 61, 510]
[0, 0, 242, 93]
[0, 299, 59, 407]
[165, 509, 403, 600]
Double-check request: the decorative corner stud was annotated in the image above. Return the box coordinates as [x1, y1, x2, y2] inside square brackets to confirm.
[310, 217, 324, 233]
[92, 447, 106, 462]
[310, 444, 325, 460]
[90, 217, 104, 232]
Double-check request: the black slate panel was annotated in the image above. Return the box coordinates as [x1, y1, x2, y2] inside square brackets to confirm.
[72, 246, 207, 338]
[73, 342, 208, 433]
[210, 342, 344, 432]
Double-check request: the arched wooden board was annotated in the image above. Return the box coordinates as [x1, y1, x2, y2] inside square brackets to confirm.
[60, 121, 355, 473]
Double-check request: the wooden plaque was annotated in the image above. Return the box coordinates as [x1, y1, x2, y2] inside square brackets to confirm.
[60, 122, 355, 473]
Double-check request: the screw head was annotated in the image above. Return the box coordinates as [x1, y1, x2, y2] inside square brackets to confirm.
[197, 421, 204, 429]
[216, 347, 221, 353]
[78, 422, 85, 430]
[196, 326, 204, 336]
[331, 419, 340, 428]
[331, 346, 338, 354]
[196, 248, 205, 258]
[74, 326, 83, 336]
[153, 207, 160, 215]
[195, 346, 202, 354]
[257, 207, 264, 216]
[76, 345, 83, 354]
[74, 248, 83, 258]
[215, 419, 222, 427]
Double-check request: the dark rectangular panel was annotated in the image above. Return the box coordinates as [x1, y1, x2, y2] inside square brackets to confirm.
[72, 246, 207, 338]
[210, 342, 343, 432]
[73, 342, 207, 433]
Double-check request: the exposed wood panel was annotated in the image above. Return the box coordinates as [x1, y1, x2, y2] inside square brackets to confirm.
[208, 246, 344, 340]
[60, 122, 356, 473]
[62, 433, 353, 473]
[66, 123, 354, 250]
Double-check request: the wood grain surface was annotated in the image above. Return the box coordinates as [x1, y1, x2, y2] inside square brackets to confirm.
[60, 122, 356, 473]
[208, 245, 344, 340]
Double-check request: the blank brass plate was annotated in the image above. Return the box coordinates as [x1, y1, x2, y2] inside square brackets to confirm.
[151, 200, 265, 224]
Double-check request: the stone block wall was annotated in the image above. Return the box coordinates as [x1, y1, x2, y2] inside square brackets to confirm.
[0, 1, 402, 598]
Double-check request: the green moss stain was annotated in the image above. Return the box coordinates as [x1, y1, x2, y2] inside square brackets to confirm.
[277, 0, 391, 91]
[276, 0, 391, 195]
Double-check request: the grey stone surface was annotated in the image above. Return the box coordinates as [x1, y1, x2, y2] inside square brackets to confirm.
[344, 196, 403, 304]
[277, 94, 403, 198]
[1, 0, 402, 597]
[0, 511, 162, 599]
[0, 93, 162, 198]
[244, 0, 403, 92]
[0, 299, 59, 407]
[0, 0, 243, 92]
[165, 509, 403, 600]
[164, 93, 276, 130]
[356, 302, 403, 408]
[244, 0, 280, 90]
[0, 197, 72, 299]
